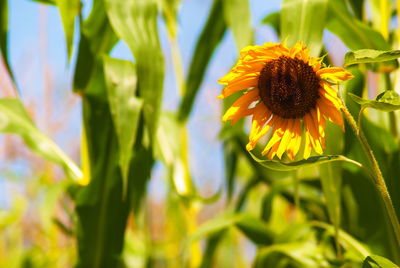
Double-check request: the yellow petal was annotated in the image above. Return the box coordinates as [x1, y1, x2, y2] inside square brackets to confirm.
[246, 103, 273, 150]
[276, 119, 294, 159]
[303, 131, 312, 159]
[317, 67, 354, 82]
[222, 89, 259, 123]
[262, 118, 286, 155]
[218, 75, 259, 99]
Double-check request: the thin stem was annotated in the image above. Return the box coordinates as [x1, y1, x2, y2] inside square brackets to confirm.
[342, 106, 400, 247]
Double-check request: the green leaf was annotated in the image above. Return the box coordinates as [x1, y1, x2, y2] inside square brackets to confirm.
[56, 0, 80, 59]
[161, 0, 181, 38]
[178, 0, 226, 122]
[280, 0, 328, 56]
[249, 152, 363, 171]
[344, 49, 400, 67]
[73, 0, 118, 92]
[326, 0, 392, 51]
[155, 113, 196, 197]
[103, 56, 143, 197]
[262, 11, 280, 35]
[235, 216, 274, 245]
[0, 0, 15, 82]
[223, 0, 253, 50]
[363, 255, 400, 268]
[349, 92, 400, 112]
[105, 0, 164, 142]
[28, 0, 56, 4]
[0, 98, 83, 182]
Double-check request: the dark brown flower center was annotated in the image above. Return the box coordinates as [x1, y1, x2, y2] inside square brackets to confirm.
[258, 56, 320, 118]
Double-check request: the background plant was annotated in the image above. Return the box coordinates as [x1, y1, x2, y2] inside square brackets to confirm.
[1, 0, 400, 267]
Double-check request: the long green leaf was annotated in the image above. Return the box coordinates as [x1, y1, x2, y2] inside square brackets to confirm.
[0, 98, 83, 183]
[344, 49, 400, 67]
[105, 0, 164, 142]
[349, 92, 400, 112]
[280, 0, 328, 56]
[250, 152, 363, 171]
[103, 56, 143, 196]
[161, 0, 181, 38]
[363, 255, 399, 268]
[178, 0, 226, 122]
[223, 0, 253, 50]
[326, 0, 391, 51]
[73, 0, 118, 92]
[56, 0, 80, 59]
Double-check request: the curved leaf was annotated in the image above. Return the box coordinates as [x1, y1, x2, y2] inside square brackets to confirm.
[344, 49, 400, 67]
[363, 255, 399, 268]
[0, 98, 83, 183]
[178, 0, 226, 122]
[349, 92, 400, 112]
[103, 57, 143, 196]
[105, 0, 164, 142]
[281, 0, 328, 56]
[249, 152, 363, 171]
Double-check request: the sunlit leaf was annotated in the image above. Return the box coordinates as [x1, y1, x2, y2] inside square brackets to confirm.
[262, 11, 280, 35]
[223, 0, 253, 50]
[327, 0, 389, 50]
[281, 0, 328, 56]
[156, 113, 196, 197]
[103, 56, 143, 196]
[73, 0, 118, 92]
[105, 0, 164, 142]
[161, 0, 181, 38]
[56, 0, 80, 59]
[349, 92, 400, 112]
[363, 255, 400, 268]
[344, 49, 400, 67]
[178, 0, 226, 122]
[312, 221, 371, 259]
[0, 98, 83, 183]
[250, 152, 363, 171]
[28, 0, 56, 4]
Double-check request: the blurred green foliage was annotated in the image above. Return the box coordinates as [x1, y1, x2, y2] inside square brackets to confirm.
[1, 0, 400, 267]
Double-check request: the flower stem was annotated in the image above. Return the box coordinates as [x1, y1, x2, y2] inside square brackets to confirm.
[342, 106, 400, 246]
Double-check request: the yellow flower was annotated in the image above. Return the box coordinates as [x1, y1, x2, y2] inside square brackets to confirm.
[218, 42, 354, 160]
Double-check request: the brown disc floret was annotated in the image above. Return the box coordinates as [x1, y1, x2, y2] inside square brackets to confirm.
[258, 56, 320, 119]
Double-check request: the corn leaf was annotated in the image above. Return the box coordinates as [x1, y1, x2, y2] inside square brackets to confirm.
[105, 0, 164, 142]
[73, 0, 118, 92]
[0, 98, 83, 183]
[223, 0, 253, 50]
[280, 0, 328, 56]
[56, 0, 80, 60]
[103, 56, 143, 197]
[349, 92, 400, 112]
[178, 0, 226, 122]
[161, 0, 181, 38]
[363, 255, 400, 268]
[326, 0, 390, 51]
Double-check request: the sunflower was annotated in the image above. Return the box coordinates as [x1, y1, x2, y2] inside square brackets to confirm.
[218, 42, 354, 160]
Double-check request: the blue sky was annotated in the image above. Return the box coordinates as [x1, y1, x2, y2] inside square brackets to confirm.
[5, 0, 281, 199]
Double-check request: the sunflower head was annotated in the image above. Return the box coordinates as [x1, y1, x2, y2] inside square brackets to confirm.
[218, 42, 353, 160]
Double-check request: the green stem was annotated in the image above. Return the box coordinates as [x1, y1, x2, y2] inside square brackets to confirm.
[342, 106, 400, 247]
[383, 73, 398, 139]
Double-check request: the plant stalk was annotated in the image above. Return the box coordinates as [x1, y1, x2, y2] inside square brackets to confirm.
[342, 106, 400, 247]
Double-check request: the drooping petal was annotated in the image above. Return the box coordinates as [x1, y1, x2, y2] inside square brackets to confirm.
[317, 67, 354, 82]
[222, 89, 259, 124]
[317, 98, 344, 130]
[247, 103, 273, 151]
[218, 74, 259, 99]
[262, 118, 287, 155]
[276, 119, 294, 159]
